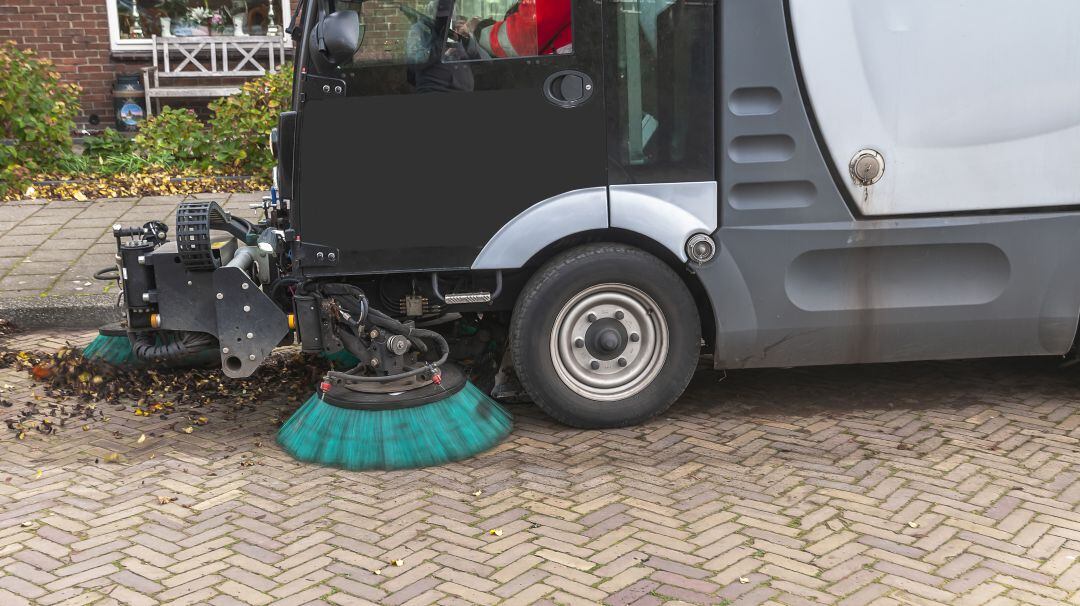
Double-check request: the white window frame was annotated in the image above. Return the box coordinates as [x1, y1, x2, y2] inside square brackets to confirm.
[106, 0, 293, 52]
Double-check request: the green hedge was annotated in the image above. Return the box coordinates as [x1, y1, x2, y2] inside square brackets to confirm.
[0, 42, 81, 198]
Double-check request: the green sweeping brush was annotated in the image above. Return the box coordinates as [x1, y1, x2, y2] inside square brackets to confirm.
[277, 364, 512, 470]
[83, 327, 140, 366]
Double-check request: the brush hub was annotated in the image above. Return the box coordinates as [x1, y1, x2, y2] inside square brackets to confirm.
[321, 363, 467, 411]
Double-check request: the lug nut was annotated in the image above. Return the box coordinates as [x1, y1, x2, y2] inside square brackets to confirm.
[243, 305, 251, 312]
[615, 311, 624, 320]
[587, 313, 597, 322]
[216, 293, 224, 300]
[574, 338, 584, 348]
[630, 333, 640, 342]
[618, 358, 627, 367]
[248, 354, 256, 361]
[590, 360, 600, 370]
[246, 332, 254, 339]
[222, 347, 229, 354]
[241, 283, 249, 290]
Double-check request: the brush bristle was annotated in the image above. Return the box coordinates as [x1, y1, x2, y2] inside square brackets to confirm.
[82, 334, 139, 366]
[277, 381, 513, 470]
[322, 349, 360, 368]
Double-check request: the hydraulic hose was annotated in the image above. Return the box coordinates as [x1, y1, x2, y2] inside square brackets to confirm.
[131, 331, 217, 364]
[94, 267, 120, 281]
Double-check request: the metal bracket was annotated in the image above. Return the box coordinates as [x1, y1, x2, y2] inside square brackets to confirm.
[213, 266, 290, 378]
[301, 74, 347, 102]
[295, 242, 340, 268]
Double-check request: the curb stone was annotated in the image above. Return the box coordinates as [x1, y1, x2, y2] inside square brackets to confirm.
[0, 294, 118, 330]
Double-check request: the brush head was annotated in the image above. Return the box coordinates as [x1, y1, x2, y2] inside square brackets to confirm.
[277, 366, 512, 470]
[82, 333, 140, 367]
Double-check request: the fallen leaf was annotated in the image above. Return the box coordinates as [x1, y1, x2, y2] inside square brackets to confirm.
[472, 490, 482, 497]
[181, 426, 193, 434]
[739, 577, 750, 584]
[103, 452, 124, 464]
[20, 521, 33, 528]
[137, 433, 146, 444]
[488, 529, 503, 536]
[391, 559, 404, 567]
[72, 191, 88, 201]
[907, 521, 919, 528]
[157, 495, 177, 505]
[373, 569, 382, 575]
[34, 469, 42, 479]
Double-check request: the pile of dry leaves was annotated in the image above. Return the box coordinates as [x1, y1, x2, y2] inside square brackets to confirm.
[8, 171, 268, 202]
[1, 342, 325, 440]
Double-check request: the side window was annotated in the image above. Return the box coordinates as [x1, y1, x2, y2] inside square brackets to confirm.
[607, 0, 715, 183]
[447, 0, 574, 60]
[335, 0, 445, 66]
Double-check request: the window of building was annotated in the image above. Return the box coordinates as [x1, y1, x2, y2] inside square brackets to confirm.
[107, 0, 293, 52]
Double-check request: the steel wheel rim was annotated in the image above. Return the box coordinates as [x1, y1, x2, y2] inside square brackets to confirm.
[549, 283, 669, 401]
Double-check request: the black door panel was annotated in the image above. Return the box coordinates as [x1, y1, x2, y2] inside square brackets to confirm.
[294, 0, 606, 274]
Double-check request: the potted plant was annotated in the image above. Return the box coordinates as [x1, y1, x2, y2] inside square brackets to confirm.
[179, 5, 212, 36]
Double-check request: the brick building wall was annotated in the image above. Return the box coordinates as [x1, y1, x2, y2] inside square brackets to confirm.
[0, 0, 149, 129]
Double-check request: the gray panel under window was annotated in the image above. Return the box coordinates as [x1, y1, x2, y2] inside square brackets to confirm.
[605, 0, 716, 184]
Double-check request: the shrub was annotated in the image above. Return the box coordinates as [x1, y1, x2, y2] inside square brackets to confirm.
[83, 128, 134, 159]
[0, 41, 81, 196]
[133, 107, 211, 167]
[208, 66, 293, 174]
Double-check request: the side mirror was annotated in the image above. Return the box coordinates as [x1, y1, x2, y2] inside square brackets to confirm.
[311, 10, 363, 67]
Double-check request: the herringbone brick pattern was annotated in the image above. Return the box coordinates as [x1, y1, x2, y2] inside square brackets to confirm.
[1, 330, 1079, 605]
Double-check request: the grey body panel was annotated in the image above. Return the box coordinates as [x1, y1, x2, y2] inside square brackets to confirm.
[705, 215, 1080, 368]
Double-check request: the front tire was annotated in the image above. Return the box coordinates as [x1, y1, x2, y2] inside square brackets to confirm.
[510, 244, 701, 428]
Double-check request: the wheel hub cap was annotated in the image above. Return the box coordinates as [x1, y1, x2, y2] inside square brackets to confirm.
[584, 318, 627, 361]
[550, 283, 669, 401]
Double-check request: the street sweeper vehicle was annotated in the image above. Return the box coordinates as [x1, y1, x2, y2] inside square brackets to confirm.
[90, 0, 1080, 468]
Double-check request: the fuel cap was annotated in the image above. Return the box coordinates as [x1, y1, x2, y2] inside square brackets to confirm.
[849, 149, 885, 186]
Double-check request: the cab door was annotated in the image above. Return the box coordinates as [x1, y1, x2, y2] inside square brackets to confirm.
[293, 0, 605, 274]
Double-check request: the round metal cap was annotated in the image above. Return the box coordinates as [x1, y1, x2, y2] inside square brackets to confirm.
[849, 149, 885, 186]
[685, 234, 716, 264]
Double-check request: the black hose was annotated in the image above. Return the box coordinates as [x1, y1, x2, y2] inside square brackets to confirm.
[94, 267, 120, 281]
[131, 331, 217, 363]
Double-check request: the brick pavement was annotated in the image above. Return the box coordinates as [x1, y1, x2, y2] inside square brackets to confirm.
[0, 330, 1078, 605]
[0, 194, 265, 300]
